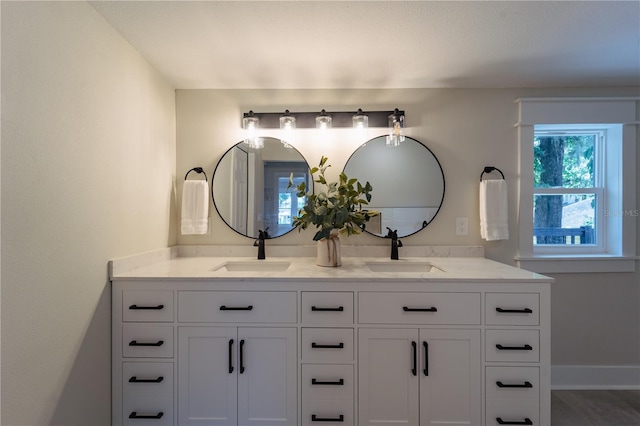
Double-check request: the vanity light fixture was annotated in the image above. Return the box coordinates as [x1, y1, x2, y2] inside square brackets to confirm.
[240, 108, 404, 129]
[242, 110, 263, 148]
[386, 108, 405, 147]
[352, 108, 369, 129]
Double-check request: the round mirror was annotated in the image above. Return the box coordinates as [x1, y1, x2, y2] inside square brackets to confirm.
[343, 135, 445, 238]
[212, 138, 312, 239]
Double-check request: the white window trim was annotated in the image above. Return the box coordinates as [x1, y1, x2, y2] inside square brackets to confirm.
[515, 97, 638, 273]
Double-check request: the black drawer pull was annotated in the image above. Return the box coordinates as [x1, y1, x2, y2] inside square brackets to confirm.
[312, 414, 344, 422]
[129, 412, 164, 419]
[311, 306, 344, 312]
[496, 307, 533, 314]
[423, 341, 429, 376]
[239, 339, 245, 374]
[220, 305, 253, 311]
[129, 376, 164, 383]
[403, 306, 437, 312]
[312, 378, 345, 386]
[497, 381, 533, 388]
[228, 339, 234, 374]
[411, 341, 417, 376]
[496, 344, 533, 351]
[496, 417, 532, 425]
[129, 340, 164, 347]
[311, 342, 344, 349]
[129, 304, 164, 310]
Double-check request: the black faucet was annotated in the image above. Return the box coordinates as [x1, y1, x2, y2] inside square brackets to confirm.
[254, 228, 269, 260]
[386, 227, 403, 260]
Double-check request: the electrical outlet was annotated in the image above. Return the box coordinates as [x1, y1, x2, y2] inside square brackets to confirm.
[456, 217, 468, 236]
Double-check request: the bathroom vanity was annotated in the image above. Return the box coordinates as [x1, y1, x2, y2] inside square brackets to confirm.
[110, 247, 552, 426]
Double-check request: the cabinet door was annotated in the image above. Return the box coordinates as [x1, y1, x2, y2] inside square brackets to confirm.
[178, 327, 238, 425]
[419, 329, 481, 426]
[358, 328, 420, 425]
[237, 327, 297, 425]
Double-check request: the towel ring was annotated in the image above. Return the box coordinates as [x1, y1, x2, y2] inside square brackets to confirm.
[480, 166, 504, 182]
[185, 167, 208, 182]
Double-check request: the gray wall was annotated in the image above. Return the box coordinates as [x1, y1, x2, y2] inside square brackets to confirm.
[1, 2, 176, 424]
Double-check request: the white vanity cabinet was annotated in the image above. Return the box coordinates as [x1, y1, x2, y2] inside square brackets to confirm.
[112, 268, 550, 426]
[358, 292, 482, 426]
[178, 326, 297, 425]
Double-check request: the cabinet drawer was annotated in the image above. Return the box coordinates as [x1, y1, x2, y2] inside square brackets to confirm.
[486, 367, 539, 401]
[178, 291, 296, 323]
[302, 292, 354, 325]
[486, 401, 539, 426]
[302, 399, 354, 426]
[123, 362, 173, 398]
[123, 325, 174, 358]
[301, 328, 354, 362]
[123, 291, 174, 322]
[486, 330, 539, 362]
[302, 364, 354, 400]
[359, 292, 481, 325]
[123, 397, 173, 426]
[486, 293, 539, 326]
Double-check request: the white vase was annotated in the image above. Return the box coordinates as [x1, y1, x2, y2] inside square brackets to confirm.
[316, 231, 342, 267]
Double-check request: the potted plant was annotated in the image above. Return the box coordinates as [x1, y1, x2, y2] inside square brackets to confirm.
[288, 156, 378, 267]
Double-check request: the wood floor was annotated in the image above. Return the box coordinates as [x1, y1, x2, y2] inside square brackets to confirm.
[551, 390, 640, 426]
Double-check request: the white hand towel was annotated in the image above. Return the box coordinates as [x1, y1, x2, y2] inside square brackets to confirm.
[479, 179, 509, 241]
[181, 180, 209, 235]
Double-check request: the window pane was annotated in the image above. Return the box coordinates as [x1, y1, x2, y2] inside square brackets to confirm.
[533, 194, 596, 245]
[534, 134, 596, 189]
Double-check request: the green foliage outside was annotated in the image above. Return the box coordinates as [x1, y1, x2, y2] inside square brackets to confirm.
[534, 134, 595, 189]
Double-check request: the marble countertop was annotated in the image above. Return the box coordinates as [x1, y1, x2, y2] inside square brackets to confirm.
[110, 246, 553, 283]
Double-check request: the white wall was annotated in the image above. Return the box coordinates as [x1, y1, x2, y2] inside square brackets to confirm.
[1, 2, 176, 425]
[176, 88, 639, 376]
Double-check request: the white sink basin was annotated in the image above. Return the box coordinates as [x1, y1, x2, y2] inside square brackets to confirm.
[212, 261, 291, 272]
[365, 261, 440, 273]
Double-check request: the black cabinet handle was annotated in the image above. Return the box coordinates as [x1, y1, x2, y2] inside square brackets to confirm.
[228, 339, 234, 374]
[129, 304, 164, 310]
[311, 342, 344, 349]
[239, 339, 245, 374]
[312, 378, 345, 386]
[220, 305, 253, 311]
[496, 307, 533, 314]
[403, 306, 437, 312]
[129, 376, 163, 383]
[423, 341, 429, 376]
[129, 412, 164, 419]
[312, 414, 344, 422]
[496, 344, 533, 351]
[496, 418, 532, 425]
[129, 340, 164, 347]
[497, 381, 533, 388]
[311, 306, 344, 312]
[411, 341, 417, 376]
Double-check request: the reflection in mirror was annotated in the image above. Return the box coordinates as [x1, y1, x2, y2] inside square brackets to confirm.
[212, 138, 312, 239]
[344, 136, 445, 238]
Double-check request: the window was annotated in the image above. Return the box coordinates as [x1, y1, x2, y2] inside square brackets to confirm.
[516, 98, 637, 273]
[533, 127, 603, 253]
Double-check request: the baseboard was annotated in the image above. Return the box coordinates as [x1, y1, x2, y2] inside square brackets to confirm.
[552, 365, 640, 390]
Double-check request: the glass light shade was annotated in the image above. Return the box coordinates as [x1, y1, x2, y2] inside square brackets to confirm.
[279, 110, 296, 148]
[243, 111, 260, 147]
[316, 110, 332, 130]
[353, 109, 369, 129]
[387, 108, 405, 146]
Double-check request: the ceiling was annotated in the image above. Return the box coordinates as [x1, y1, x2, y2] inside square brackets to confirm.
[90, 0, 640, 90]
